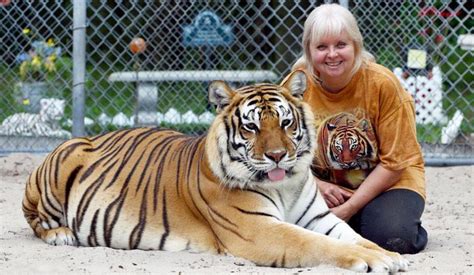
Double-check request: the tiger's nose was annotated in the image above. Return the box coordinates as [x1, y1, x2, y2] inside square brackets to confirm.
[265, 150, 287, 163]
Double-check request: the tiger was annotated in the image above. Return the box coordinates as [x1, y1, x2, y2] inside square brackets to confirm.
[322, 112, 377, 170]
[313, 111, 378, 190]
[0, 98, 71, 139]
[22, 71, 407, 272]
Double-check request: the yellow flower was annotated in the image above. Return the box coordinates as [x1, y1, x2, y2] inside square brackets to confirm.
[19, 61, 29, 80]
[31, 56, 42, 70]
[22, 28, 31, 35]
[44, 57, 56, 72]
[47, 38, 55, 47]
[48, 54, 57, 62]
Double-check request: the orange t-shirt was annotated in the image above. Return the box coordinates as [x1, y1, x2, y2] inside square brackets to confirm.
[294, 62, 425, 199]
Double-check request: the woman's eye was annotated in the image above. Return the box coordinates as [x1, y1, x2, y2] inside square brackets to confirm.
[337, 42, 346, 48]
[316, 45, 326, 50]
[244, 123, 258, 132]
[281, 119, 292, 128]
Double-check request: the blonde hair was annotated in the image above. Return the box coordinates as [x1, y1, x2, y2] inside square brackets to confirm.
[295, 4, 374, 80]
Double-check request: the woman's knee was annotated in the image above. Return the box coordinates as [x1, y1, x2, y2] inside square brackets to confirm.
[364, 223, 428, 254]
[357, 189, 428, 254]
[382, 235, 427, 254]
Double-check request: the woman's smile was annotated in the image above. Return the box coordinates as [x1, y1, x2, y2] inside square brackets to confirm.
[326, 61, 343, 67]
[310, 31, 355, 92]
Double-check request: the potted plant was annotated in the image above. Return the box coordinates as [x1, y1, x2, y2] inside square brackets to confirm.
[15, 28, 61, 113]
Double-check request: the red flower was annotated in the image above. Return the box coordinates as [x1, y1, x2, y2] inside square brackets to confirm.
[419, 6, 460, 18]
[0, 0, 11, 7]
[419, 29, 428, 37]
[435, 34, 444, 44]
[440, 10, 460, 18]
[419, 28, 433, 37]
[419, 7, 438, 17]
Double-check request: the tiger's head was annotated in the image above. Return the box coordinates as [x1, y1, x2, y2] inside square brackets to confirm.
[205, 71, 316, 189]
[39, 98, 66, 122]
[320, 112, 377, 170]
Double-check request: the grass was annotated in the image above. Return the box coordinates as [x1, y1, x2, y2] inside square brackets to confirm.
[1, 56, 472, 140]
[416, 124, 443, 144]
[1, 58, 214, 136]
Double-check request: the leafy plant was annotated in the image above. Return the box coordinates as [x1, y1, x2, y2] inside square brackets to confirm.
[16, 28, 61, 82]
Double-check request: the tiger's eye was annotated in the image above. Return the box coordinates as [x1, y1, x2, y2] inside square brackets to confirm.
[281, 119, 292, 128]
[243, 123, 259, 132]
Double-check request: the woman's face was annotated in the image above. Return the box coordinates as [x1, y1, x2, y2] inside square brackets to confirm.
[310, 31, 355, 84]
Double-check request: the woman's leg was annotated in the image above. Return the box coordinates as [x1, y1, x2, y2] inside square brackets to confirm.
[348, 189, 428, 254]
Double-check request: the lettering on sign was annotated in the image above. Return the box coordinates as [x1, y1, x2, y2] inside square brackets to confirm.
[183, 10, 233, 47]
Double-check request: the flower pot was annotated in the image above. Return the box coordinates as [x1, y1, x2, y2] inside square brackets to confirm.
[18, 81, 48, 113]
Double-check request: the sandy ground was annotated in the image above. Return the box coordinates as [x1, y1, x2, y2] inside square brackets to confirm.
[0, 153, 473, 274]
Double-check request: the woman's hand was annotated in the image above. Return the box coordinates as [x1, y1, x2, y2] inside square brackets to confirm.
[330, 203, 357, 222]
[329, 164, 404, 221]
[315, 178, 353, 208]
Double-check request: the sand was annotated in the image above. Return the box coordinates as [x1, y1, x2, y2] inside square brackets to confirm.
[1, 153, 473, 274]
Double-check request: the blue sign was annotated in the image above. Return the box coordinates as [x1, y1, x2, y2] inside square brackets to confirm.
[183, 10, 234, 47]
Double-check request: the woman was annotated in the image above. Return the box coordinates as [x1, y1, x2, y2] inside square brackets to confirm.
[290, 3, 428, 254]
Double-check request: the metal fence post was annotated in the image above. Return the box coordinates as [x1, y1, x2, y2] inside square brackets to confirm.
[72, 0, 86, 137]
[0, 1, 472, 161]
[339, 0, 349, 9]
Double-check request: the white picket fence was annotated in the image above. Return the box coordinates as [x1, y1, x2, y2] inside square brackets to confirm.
[67, 109, 216, 128]
[393, 66, 447, 125]
[393, 66, 464, 144]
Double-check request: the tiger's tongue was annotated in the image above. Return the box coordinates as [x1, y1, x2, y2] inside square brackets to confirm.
[267, 168, 286, 181]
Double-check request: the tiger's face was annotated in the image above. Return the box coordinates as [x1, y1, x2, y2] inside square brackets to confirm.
[322, 113, 377, 170]
[39, 98, 66, 121]
[206, 71, 316, 189]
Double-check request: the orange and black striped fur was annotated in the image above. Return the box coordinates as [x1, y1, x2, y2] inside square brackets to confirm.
[22, 71, 407, 272]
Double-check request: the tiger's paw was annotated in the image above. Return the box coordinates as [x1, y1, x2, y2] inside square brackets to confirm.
[383, 250, 409, 272]
[356, 239, 409, 272]
[41, 227, 76, 246]
[336, 244, 405, 273]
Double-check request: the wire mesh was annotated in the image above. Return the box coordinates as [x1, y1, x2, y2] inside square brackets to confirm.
[0, 0, 472, 162]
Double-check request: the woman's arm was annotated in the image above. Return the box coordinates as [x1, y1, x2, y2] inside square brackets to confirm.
[316, 178, 353, 208]
[331, 164, 403, 221]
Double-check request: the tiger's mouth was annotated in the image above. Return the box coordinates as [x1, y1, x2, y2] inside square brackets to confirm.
[336, 160, 358, 169]
[267, 168, 286, 181]
[254, 168, 294, 182]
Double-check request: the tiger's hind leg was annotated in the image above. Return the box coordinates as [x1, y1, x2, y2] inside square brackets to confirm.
[41, 227, 76, 246]
[23, 199, 77, 246]
[22, 171, 77, 246]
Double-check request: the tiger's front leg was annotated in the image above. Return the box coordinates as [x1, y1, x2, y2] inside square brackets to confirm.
[200, 177, 406, 272]
[294, 179, 408, 271]
[211, 212, 397, 272]
[309, 212, 409, 272]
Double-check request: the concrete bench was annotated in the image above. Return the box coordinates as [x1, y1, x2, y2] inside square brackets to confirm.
[108, 70, 278, 126]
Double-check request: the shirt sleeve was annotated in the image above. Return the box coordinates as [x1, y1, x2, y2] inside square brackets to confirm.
[375, 73, 424, 171]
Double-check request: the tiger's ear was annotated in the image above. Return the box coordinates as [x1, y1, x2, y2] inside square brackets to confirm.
[281, 70, 307, 99]
[40, 98, 50, 108]
[208, 80, 235, 112]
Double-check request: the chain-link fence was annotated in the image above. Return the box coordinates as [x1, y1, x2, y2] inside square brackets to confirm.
[0, 0, 472, 164]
